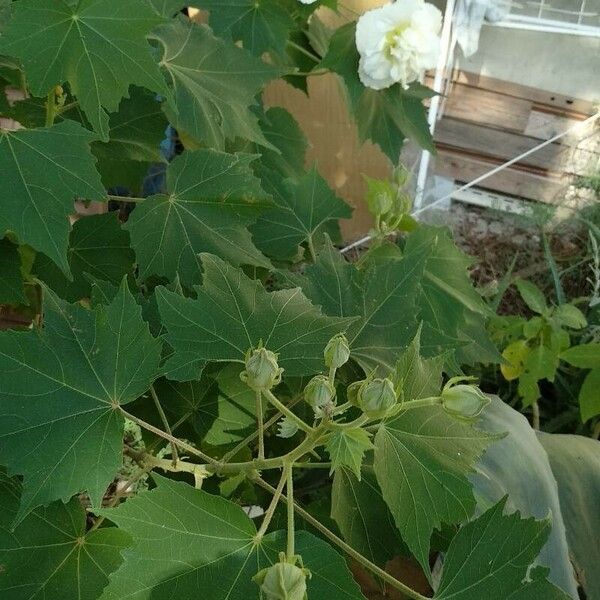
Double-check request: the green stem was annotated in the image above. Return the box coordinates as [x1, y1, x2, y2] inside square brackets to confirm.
[329, 414, 369, 430]
[306, 235, 317, 263]
[286, 39, 320, 63]
[255, 469, 288, 541]
[532, 401, 540, 430]
[45, 89, 57, 127]
[290, 68, 329, 77]
[107, 194, 145, 203]
[256, 391, 265, 460]
[294, 462, 332, 470]
[286, 464, 295, 559]
[255, 477, 429, 600]
[264, 390, 314, 434]
[150, 385, 178, 466]
[221, 398, 301, 463]
[120, 407, 218, 466]
[56, 100, 79, 115]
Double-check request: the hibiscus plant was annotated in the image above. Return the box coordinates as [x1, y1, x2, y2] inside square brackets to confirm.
[0, 1, 592, 599]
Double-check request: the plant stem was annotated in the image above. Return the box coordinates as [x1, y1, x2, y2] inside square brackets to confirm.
[107, 194, 145, 203]
[120, 407, 218, 466]
[264, 390, 314, 434]
[286, 39, 320, 63]
[256, 391, 265, 460]
[150, 385, 178, 466]
[329, 414, 369, 430]
[255, 477, 428, 600]
[45, 90, 56, 127]
[221, 396, 302, 463]
[307, 235, 317, 263]
[294, 461, 332, 469]
[532, 401, 540, 430]
[290, 68, 329, 77]
[286, 464, 295, 559]
[255, 468, 287, 541]
[56, 100, 79, 115]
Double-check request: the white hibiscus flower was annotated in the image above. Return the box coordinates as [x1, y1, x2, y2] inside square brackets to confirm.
[356, 0, 442, 90]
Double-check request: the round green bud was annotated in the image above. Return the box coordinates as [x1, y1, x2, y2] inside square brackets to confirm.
[346, 380, 363, 408]
[240, 347, 283, 392]
[365, 177, 395, 217]
[253, 560, 309, 600]
[324, 333, 350, 370]
[393, 164, 410, 187]
[357, 378, 397, 418]
[441, 384, 490, 420]
[304, 375, 336, 413]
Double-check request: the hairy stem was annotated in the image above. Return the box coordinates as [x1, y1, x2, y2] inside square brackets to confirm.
[264, 390, 314, 434]
[221, 396, 302, 463]
[286, 39, 320, 63]
[307, 235, 317, 263]
[256, 391, 265, 460]
[286, 464, 295, 559]
[150, 385, 178, 466]
[255, 477, 429, 600]
[45, 89, 56, 127]
[532, 401, 540, 430]
[255, 469, 287, 541]
[107, 194, 145, 203]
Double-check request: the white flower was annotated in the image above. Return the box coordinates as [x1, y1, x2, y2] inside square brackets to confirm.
[356, 0, 442, 90]
[298, 0, 318, 4]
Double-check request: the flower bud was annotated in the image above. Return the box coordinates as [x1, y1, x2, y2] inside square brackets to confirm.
[324, 333, 350, 370]
[393, 164, 410, 187]
[240, 347, 283, 391]
[356, 377, 397, 418]
[365, 177, 395, 217]
[347, 380, 362, 408]
[304, 375, 336, 413]
[253, 558, 309, 600]
[441, 384, 489, 420]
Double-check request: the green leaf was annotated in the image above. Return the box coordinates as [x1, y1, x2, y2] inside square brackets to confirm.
[553, 303, 587, 329]
[255, 106, 308, 179]
[0, 0, 170, 140]
[101, 475, 365, 599]
[515, 278, 548, 314]
[148, 0, 186, 17]
[326, 428, 373, 479]
[33, 212, 134, 302]
[579, 368, 600, 422]
[320, 22, 433, 161]
[157, 364, 262, 445]
[196, 0, 295, 57]
[157, 253, 355, 380]
[125, 150, 271, 286]
[0, 471, 130, 600]
[281, 237, 428, 374]
[373, 404, 496, 578]
[0, 121, 105, 274]
[539, 432, 600, 600]
[434, 499, 571, 600]
[405, 227, 497, 363]
[393, 328, 445, 401]
[560, 343, 600, 369]
[0, 280, 161, 523]
[518, 344, 559, 407]
[0, 236, 26, 304]
[154, 19, 279, 149]
[331, 468, 405, 567]
[251, 167, 352, 261]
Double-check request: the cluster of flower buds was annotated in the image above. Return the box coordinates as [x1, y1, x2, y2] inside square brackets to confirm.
[348, 376, 398, 419]
[441, 377, 490, 420]
[254, 553, 310, 600]
[240, 347, 283, 392]
[364, 167, 413, 235]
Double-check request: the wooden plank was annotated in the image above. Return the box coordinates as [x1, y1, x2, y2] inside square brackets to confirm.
[433, 149, 569, 204]
[434, 118, 595, 176]
[441, 82, 532, 133]
[449, 70, 595, 117]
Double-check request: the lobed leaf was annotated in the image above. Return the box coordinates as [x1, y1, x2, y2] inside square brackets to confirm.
[0, 471, 130, 600]
[0, 280, 161, 523]
[325, 428, 373, 479]
[0, 0, 170, 140]
[0, 121, 105, 274]
[373, 404, 497, 579]
[126, 149, 271, 286]
[157, 253, 355, 379]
